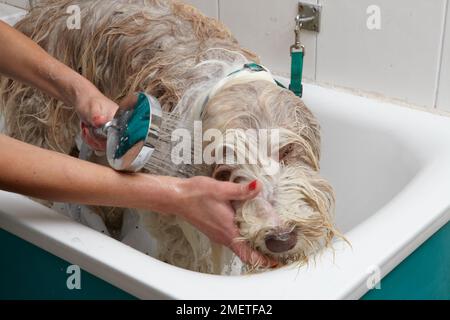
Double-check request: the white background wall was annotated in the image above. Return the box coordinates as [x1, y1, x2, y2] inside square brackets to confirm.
[0, 0, 29, 10]
[3, 0, 449, 111]
[185, 0, 450, 113]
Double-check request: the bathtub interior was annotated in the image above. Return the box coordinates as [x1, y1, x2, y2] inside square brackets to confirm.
[317, 113, 422, 233]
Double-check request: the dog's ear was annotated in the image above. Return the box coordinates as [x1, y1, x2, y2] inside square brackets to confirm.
[308, 171, 335, 217]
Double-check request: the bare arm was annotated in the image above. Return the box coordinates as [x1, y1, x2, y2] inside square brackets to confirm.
[0, 134, 274, 266]
[0, 21, 81, 106]
[0, 134, 178, 208]
[0, 20, 117, 149]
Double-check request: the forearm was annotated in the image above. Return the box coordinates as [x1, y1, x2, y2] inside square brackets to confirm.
[0, 134, 185, 212]
[0, 21, 99, 108]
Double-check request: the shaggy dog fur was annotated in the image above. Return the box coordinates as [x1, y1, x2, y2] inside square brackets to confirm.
[0, 0, 341, 274]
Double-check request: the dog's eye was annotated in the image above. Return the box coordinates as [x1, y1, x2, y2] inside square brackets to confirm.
[213, 166, 232, 182]
[215, 170, 231, 181]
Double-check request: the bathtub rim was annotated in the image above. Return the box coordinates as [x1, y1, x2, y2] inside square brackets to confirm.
[1, 167, 449, 300]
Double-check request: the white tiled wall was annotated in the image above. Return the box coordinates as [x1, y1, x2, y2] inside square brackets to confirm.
[316, 0, 446, 108]
[437, 2, 450, 112]
[0, 2, 27, 25]
[220, 0, 318, 80]
[184, 0, 218, 19]
[0, 0, 30, 10]
[3, 0, 449, 110]
[188, 0, 450, 111]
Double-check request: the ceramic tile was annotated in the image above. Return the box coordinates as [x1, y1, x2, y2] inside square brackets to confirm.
[316, 0, 446, 107]
[220, 0, 318, 79]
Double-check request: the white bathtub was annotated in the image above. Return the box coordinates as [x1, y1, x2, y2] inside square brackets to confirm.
[1, 79, 450, 299]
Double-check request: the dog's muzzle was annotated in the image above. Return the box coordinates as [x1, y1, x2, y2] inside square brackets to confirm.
[264, 230, 298, 253]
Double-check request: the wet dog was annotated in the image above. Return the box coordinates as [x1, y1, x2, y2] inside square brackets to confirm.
[0, 0, 340, 274]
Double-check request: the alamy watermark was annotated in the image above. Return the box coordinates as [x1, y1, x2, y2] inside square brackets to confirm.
[171, 123, 281, 176]
[367, 5, 381, 30]
[366, 265, 382, 290]
[66, 264, 81, 290]
[66, 5, 81, 30]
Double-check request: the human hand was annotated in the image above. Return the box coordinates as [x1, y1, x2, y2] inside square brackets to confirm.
[175, 177, 278, 268]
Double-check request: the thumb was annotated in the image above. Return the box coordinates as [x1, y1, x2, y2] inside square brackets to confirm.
[87, 98, 118, 128]
[220, 180, 262, 201]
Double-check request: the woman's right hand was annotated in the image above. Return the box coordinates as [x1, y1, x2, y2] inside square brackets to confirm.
[171, 177, 278, 268]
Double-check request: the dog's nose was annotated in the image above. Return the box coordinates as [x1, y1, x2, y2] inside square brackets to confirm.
[265, 230, 297, 253]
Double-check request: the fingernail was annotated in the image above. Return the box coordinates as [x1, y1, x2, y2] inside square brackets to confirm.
[248, 180, 258, 191]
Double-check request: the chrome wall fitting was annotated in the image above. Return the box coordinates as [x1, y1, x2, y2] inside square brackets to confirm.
[297, 2, 321, 32]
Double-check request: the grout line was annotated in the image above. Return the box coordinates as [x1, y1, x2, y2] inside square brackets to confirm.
[314, 29, 318, 82]
[432, 0, 449, 109]
[216, 0, 220, 21]
[314, 0, 321, 82]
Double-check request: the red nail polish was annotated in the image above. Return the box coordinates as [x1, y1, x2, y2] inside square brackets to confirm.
[248, 180, 258, 191]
